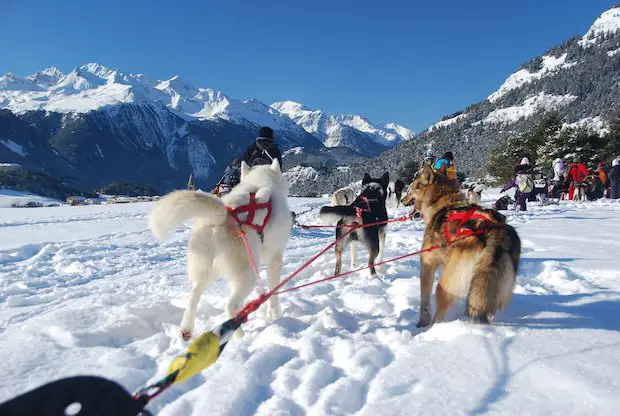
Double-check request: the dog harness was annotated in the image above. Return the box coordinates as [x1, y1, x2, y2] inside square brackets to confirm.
[353, 195, 372, 223]
[226, 193, 272, 234]
[444, 207, 496, 242]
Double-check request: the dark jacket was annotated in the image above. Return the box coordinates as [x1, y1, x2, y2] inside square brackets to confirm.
[242, 138, 282, 168]
[219, 164, 241, 187]
[609, 165, 620, 184]
[514, 163, 533, 174]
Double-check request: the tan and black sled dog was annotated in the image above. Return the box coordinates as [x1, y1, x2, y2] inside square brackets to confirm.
[401, 166, 521, 327]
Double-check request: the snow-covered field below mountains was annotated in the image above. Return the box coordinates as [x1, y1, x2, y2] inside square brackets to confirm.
[1, 190, 619, 415]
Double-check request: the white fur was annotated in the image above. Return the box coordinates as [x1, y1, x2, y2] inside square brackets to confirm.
[468, 190, 481, 205]
[320, 211, 353, 225]
[467, 182, 488, 205]
[148, 159, 292, 340]
[331, 187, 355, 206]
[573, 185, 586, 202]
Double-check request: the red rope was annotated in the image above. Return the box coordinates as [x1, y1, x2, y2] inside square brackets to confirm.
[233, 223, 360, 322]
[298, 215, 410, 230]
[237, 228, 265, 293]
[273, 230, 485, 295]
[233, 205, 494, 323]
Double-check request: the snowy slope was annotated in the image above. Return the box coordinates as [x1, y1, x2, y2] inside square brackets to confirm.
[482, 92, 578, 125]
[579, 6, 620, 47]
[272, 101, 415, 148]
[487, 53, 576, 103]
[1, 194, 620, 415]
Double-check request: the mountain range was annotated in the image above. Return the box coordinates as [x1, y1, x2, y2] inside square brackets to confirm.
[0, 64, 414, 192]
[287, 6, 620, 196]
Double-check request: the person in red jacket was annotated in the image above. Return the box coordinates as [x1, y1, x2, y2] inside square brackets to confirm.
[565, 156, 589, 200]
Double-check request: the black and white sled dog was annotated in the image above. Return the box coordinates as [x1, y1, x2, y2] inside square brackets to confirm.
[467, 181, 489, 205]
[319, 172, 389, 277]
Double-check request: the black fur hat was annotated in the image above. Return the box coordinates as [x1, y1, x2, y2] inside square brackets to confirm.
[258, 126, 274, 140]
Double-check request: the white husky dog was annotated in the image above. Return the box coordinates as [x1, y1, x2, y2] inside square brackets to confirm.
[331, 186, 355, 206]
[467, 182, 489, 205]
[149, 159, 292, 340]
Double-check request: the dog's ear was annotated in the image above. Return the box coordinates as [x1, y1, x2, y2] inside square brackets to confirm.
[270, 158, 281, 173]
[381, 172, 389, 187]
[240, 160, 251, 178]
[362, 173, 371, 185]
[420, 165, 434, 184]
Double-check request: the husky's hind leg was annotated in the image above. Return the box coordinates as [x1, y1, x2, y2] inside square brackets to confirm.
[334, 226, 348, 275]
[433, 250, 476, 324]
[367, 239, 379, 277]
[225, 269, 255, 339]
[376, 227, 386, 272]
[467, 232, 519, 323]
[266, 251, 284, 320]
[180, 248, 216, 341]
[350, 241, 357, 269]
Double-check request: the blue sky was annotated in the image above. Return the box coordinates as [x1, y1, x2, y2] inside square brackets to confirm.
[0, 0, 616, 131]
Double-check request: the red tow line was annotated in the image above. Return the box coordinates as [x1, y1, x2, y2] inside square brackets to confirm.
[230, 202, 494, 324]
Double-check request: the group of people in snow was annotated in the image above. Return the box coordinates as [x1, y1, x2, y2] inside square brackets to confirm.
[211, 126, 620, 212]
[500, 155, 620, 211]
[213, 126, 283, 196]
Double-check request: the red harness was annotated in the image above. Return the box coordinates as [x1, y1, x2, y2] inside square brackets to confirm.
[354, 195, 371, 223]
[226, 193, 272, 234]
[444, 207, 493, 242]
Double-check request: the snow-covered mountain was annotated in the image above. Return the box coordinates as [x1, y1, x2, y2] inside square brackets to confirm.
[287, 5, 620, 196]
[0, 63, 318, 148]
[0, 63, 418, 191]
[272, 100, 415, 155]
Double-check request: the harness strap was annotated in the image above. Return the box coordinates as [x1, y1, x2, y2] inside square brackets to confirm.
[226, 193, 272, 234]
[354, 195, 372, 223]
[444, 207, 495, 242]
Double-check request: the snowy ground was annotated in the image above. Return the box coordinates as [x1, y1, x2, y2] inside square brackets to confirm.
[1, 190, 620, 415]
[0, 189, 62, 208]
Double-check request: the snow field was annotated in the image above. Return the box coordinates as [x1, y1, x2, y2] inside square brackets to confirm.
[0, 191, 619, 415]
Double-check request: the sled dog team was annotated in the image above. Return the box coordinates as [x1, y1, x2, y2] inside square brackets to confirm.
[149, 155, 521, 341]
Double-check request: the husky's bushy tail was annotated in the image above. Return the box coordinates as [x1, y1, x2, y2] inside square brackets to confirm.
[466, 225, 521, 322]
[148, 190, 228, 240]
[319, 205, 357, 225]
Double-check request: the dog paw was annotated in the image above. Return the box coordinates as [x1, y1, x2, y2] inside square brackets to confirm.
[416, 308, 432, 328]
[180, 328, 192, 341]
[467, 312, 494, 324]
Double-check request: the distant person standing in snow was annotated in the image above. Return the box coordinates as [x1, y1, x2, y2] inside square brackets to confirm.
[551, 157, 565, 199]
[565, 156, 589, 200]
[593, 162, 609, 195]
[433, 151, 459, 188]
[242, 126, 283, 168]
[609, 158, 620, 199]
[501, 157, 534, 211]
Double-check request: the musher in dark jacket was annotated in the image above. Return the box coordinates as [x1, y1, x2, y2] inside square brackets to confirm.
[242, 126, 282, 168]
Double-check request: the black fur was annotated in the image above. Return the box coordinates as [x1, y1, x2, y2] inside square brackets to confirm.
[394, 179, 405, 202]
[321, 172, 389, 276]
